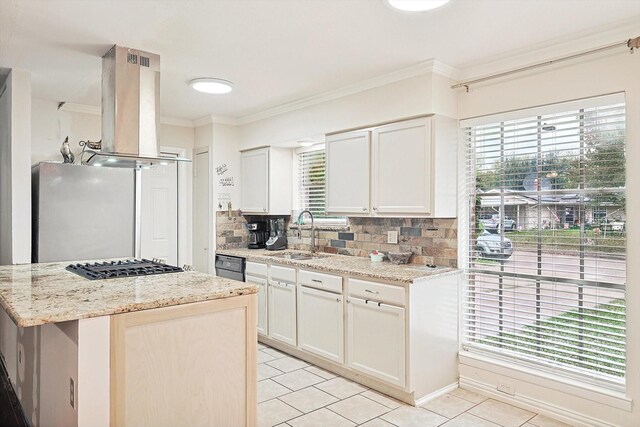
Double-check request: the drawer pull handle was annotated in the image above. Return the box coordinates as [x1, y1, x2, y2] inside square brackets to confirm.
[311, 279, 323, 283]
[365, 289, 379, 294]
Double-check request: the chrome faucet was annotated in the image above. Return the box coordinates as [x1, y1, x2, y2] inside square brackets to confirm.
[297, 210, 316, 253]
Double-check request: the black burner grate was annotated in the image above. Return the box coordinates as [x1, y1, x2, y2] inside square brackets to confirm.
[66, 259, 184, 280]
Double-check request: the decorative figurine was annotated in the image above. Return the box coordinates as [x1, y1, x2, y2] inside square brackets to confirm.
[60, 136, 75, 163]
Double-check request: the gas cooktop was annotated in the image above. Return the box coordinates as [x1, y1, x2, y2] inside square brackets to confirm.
[66, 259, 184, 280]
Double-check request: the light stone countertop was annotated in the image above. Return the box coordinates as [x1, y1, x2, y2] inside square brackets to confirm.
[217, 248, 461, 285]
[0, 260, 258, 327]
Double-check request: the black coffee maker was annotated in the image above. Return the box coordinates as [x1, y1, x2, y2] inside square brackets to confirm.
[246, 221, 268, 249]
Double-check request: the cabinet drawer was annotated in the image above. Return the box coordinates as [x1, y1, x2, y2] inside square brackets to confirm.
[270, 265, 296, 283]
[298, 269, 343, 294]
[246, 261, 267, 278]
[349, 279, 405, 306]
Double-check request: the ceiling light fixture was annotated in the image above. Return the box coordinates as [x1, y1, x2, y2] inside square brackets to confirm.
[387, 0, 450, 12]
[189, 78, 234, 94]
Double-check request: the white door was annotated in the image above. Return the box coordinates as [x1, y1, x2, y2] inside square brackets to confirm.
[193, 151, 210, 273]
[241, 148, 269, 213]
[372, 117, 432, 215]
[347, 297, 405, 387]
[326, 131, 370, 215]
[268, 281, 297, 346]
[247, 274, 268, 336]
[298, 286, 344, 363]
[140, 154, 178, 265]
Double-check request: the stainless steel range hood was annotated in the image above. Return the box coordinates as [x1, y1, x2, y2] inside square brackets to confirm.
[82, 45, 189, 168]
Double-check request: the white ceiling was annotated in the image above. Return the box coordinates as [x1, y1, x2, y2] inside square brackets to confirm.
[1, 0, 639, 122]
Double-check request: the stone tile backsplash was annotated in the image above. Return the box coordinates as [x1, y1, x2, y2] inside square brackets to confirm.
[216, 211, 457, 268]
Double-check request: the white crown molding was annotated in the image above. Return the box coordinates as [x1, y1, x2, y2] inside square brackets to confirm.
[455, 18, 640, 83]
[237, 58, 459, 125]
[192, 114, 239, 127]
[58, 102, 100, 115]
[57, 101, 199, 127]
[159, 116, 195, 128]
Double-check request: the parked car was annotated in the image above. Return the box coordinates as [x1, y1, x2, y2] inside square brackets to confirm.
[479, 214, 517, 231]
[475, 231, 513, 259]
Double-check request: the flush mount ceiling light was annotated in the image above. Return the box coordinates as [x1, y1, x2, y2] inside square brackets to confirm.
[189, 78, 234, 94]
[387, 0, 450, 12]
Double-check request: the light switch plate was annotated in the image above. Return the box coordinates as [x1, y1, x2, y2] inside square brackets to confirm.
[388, 230, 398, 244]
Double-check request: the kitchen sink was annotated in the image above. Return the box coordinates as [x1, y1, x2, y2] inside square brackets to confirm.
[267, 252, 327, 261]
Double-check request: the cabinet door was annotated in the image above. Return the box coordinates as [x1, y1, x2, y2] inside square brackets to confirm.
[241, 148, 269, 213]
[347, 297, 405, 387]
[246, 275, 268, 336]
[326, 131, 370, 215]
[298, 286, 344, 364]
[268, 281, 297, 346]
[372, 118, 432, 215]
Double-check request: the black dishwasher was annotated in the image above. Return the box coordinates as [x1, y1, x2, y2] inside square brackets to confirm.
[214, 255, 246, 282]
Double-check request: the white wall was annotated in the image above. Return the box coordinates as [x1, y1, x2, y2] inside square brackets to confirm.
[239, 71, 457, 149]
[0, 69, 32, 265]
[31, 99, 194, 164]
[457, 51, 640, 427]
[212, 123, 242, 211]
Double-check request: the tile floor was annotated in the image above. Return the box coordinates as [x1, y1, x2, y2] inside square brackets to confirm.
[257, 343, 575, 427]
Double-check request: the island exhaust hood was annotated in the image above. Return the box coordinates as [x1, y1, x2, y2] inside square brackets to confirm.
[82, 45, 190, 168]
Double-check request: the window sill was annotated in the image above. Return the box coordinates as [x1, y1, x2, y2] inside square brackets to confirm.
[459, 350, 631, 412]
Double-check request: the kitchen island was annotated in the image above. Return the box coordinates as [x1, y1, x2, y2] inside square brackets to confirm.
[0, 260, 258, 427]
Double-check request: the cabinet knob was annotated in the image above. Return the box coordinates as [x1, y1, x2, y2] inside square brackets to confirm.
[362, 207, 367, 211]
[263, 208, 267, 212]
[372, 207, 377, 211]
[336, 298, 340, 302]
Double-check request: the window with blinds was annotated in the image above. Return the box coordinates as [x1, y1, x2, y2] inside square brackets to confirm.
[297, 146, 346, 224]
[462, 93, 626, 387]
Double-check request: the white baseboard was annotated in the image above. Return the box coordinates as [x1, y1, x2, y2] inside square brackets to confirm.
[460, 376, 617, 427]
[414, 382, 459, 407]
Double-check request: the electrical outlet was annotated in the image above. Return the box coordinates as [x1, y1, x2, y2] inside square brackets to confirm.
[497, 379, 515, 395]
[388, 230, 398, 244]
[70, 378, 75, 408]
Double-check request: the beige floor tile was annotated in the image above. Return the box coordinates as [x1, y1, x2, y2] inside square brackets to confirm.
[304, 365, 337, 380]
[442, 413, 502, 427]
[315, 377, 368, 399]
[258, 379, 292, 403]
[258, 399, 302, 427]
[380, 405, 448, 427]
[279, 386, 339, 413]
[266, 355, 310, 372]
[421, 394, 476, 418]
[359, 418, 396, 427]
[527, 414, 576, 427]
[360, 390, 403, 409]
[468, 399, 535, 427]
[272, 369, 325, 391]
[259, 350, 277, 364]
[327, 394, 390, 424]
[262, 348, 288, 359]
[448, 388, 488, 404]
[287, 408, 355, 427]
[259, 363, 285, 381]
[258, 342, 268, 350]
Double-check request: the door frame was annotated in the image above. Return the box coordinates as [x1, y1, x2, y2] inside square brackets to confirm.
[193, 146, 213, 274]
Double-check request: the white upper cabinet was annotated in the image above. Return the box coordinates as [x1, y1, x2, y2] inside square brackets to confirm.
[326, 131, 370, 214]
[325, 115, 457, 217]
[241, 147, 292, 215]
[372, 118, 431, 215]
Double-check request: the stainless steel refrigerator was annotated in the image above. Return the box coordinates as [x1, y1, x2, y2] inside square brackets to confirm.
[31, 162, 136, 263]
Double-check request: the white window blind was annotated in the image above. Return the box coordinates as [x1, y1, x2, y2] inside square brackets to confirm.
[297, 147, 346, 224]
[462, 94, 626, 387]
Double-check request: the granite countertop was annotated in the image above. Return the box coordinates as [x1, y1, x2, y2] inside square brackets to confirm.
[0, 260, 258, 327]
[217, 249, 460, 285]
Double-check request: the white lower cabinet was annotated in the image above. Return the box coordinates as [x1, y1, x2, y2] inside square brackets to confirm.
[347, 297, 406, 388]
[298, 285, 344, 364]
[268, 281, 297, 346]
[246, 274, 268, 336]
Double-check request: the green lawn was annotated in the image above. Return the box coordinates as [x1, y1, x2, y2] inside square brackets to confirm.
[506, 229, 626, 255]
[480, 299, 626, 377]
